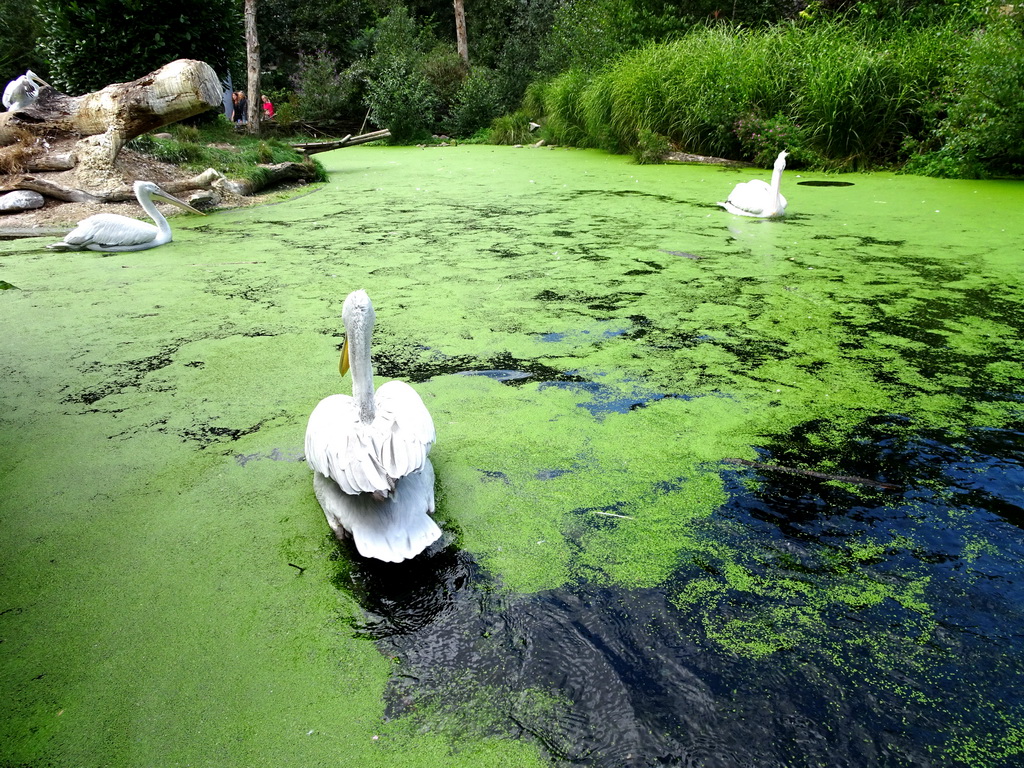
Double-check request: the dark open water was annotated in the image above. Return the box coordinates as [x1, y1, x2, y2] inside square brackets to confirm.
[331, 399, 1024, 767]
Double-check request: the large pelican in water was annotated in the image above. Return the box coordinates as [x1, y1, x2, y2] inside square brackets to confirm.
[2, 70, 48, 111]
[718, 150, 789, 219]
[46, 180, 205, 252]
[305, 289, 440, 563]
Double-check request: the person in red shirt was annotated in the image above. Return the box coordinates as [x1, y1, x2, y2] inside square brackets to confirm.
[261, 95, 274, 119]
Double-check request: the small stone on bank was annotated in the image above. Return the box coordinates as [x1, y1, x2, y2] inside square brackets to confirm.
[0, 190, 45, 214]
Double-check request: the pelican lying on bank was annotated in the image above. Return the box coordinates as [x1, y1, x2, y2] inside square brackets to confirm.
[2, 70, 48, 112]
[718, 150, 789, 219]
[305, 289, 441, 563]
[46, 180, 205, 252]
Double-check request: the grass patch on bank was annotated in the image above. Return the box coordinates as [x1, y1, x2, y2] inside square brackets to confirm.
[127, 116, 328, 184]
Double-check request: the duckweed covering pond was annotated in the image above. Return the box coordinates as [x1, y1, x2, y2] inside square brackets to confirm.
[2, 145, 1023, 766]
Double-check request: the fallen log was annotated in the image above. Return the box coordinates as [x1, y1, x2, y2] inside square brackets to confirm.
[1, 168, 226, 204]
[25, 151, 77, 171]
[2, 176, 103, 203]
[0, 227, 67, 239]
[0, 59, 222, 170]
[291, 129, 391, 155]
[212, 161, 321, 196]
[101, 169, 226, 201]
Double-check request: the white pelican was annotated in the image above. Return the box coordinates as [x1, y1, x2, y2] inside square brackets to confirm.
[305, 289, 441, 563]
[46, 180, 205, 252]
[2, 70, 48, 111]
[718, 150, 789, 218]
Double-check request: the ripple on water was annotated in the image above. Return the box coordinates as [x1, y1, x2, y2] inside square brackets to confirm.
[326, 412, 1024, 767]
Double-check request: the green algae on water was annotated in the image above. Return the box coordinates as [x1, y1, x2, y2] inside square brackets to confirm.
[2, 145, 1024, 766]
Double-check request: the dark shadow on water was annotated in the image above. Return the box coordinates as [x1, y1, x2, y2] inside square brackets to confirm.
[569, 188, 682, 205]
[372, 347, 587, 386]
[326, 410, 1024, 767]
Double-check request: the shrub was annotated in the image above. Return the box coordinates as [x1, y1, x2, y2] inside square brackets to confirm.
[631, 129, 671, 164]
[734, 113, 816, 167]
[365, 62, 438, 143]
[447, 69, 503, 137]
[363, 7, 440, 143]
[539, 0, 638, 74]
[293, 49, 360, 122]
[911, 21, 1024, 178]
[421, 44, 469, 110]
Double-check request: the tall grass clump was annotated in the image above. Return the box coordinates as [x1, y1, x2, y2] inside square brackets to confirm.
[542, 69, 594, 148]
[535, 19, 973, 170]
[785, 20, 955, 168]
[488, 110, 535, 145]
[579, 68, 621, 152]
[521, 79, 549, 122]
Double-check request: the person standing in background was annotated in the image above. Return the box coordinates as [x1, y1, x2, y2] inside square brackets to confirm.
[232, 90, 247, 123]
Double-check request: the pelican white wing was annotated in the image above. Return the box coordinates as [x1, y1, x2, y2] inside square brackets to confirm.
[305, 380, 435, 498]
[57, 214, 159, 252]
[312, 460, 438, 562]
[46, 180, 204, 252]
[305, 382, 439, 563]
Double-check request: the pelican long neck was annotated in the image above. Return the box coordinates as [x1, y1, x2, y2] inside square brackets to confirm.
[769, 163, 784, 204]
[138, 192, 172, 239]
[347, 313, 377, 424]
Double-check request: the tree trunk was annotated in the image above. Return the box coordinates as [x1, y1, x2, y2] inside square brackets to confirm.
[0, 59, 221, 170]
[454, 0, 469, 64]
[245, 0, 261, 136]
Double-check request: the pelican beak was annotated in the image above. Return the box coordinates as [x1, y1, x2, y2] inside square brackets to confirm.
[339, 337, 350, 377]
[154, 190, 207, 216]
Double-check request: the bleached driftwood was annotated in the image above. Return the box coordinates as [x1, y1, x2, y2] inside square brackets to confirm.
[291, 129, 391, 155]
[212, 161, 321, 196]
[0, 59, 222, 170]
[0, 168, 226, 204]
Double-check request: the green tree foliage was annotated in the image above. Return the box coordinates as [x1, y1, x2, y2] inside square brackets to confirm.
[908, 19, 1024, 178]
[36, 0, 242, 94]
[364, 6, 441, 142]
[256, 0, 375, 91]
[0, 0, 45, 77]
[292, 49, 363, 122]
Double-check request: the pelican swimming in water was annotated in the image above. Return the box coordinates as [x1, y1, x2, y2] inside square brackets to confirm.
[718, 150, 789, 219]
[46, 180, 205, 252]
[2, 70, 48, 112]
[305, 289, 440, 563]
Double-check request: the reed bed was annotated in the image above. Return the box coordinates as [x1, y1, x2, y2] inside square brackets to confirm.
[538, 19, 966, 169]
